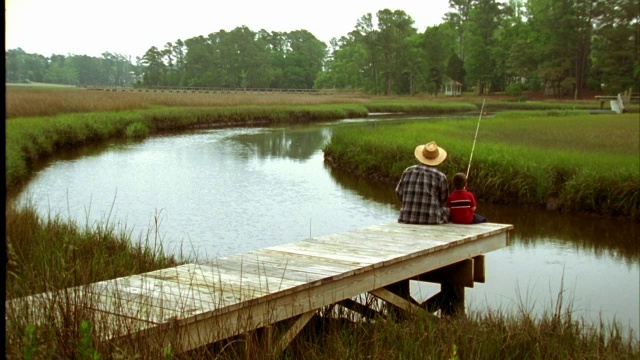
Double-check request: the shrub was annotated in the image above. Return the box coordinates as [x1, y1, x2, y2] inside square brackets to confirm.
[125, 122, 150, 138]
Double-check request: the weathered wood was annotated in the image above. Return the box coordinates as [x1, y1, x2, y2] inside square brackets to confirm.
[275, 310, 315, 353]
[369, 288, 424, 314]
[7, 222, 513, 354]
[473, 255, 485, 283]
[337, 298, 381, 320]
[415, 259, 475, 288]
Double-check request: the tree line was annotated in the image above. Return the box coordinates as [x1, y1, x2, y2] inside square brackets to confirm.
[5, 0, 639, 97]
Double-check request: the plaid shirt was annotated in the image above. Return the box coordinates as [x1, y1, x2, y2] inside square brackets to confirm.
[395, 164, 449, 224]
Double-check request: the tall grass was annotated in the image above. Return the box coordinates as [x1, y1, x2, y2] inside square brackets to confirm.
[5, 87, 370, 119]
[363, 100, 477, 114]
[5, 202, 183, 299]
[324, 112, 640, 219]
[283, 305, 638, 360]
[4, 199, 188, 357]
[479, 100, 602, 112]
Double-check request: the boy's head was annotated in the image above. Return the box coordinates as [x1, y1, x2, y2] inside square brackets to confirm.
[452, 172, 467, 190]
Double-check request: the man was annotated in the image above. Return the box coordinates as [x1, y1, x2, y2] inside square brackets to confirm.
[395, 141, 449, 224]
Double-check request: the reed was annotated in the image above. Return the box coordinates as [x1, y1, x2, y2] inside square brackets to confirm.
[363, 100, 476, 114]
[284, 305, 638, 360]
[478, 100, 601, 112]
[5, 86, 370, 119]
[5, 202, 183, 299]
[10, 86, 621, 120]
[324, 112, 640, 219]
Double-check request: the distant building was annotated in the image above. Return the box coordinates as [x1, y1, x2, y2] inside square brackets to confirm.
[442, 77, 463, 96]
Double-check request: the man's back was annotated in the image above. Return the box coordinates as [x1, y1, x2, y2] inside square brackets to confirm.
[396, 164, 449, 224]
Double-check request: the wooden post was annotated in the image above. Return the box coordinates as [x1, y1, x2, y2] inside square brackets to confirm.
[383, 279, 415, 320]
[438, 282, 465, 316]
[416, 258, 481, 316]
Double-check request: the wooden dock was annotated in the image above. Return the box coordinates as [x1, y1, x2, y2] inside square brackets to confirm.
[7, 222, 513, 354]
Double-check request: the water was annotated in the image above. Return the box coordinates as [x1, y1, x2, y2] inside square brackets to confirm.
[14, 120, 640, 338]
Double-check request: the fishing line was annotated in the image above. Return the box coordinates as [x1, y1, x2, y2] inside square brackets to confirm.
[466, 99, 486, 179]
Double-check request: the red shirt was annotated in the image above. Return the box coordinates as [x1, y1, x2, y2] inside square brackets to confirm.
[447, 189, 476, 224]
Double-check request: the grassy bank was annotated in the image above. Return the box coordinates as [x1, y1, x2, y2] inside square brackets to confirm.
[324, 111, 640, 219]
[5, 203, 183, 299]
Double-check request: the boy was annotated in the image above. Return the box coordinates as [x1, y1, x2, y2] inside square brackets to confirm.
[446, 173, 487, 224]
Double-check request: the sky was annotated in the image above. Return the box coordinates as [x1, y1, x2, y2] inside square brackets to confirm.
[5, 0, 453, 59]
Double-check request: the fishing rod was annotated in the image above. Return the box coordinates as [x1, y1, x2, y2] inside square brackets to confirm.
[466, 99, 486, 179]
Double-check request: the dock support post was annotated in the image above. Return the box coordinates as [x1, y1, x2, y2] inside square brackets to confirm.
[272, 310, 315, 355]
[416, 257, 483, 316]
[337, 299, 381, 320]
[381, 279, 418, 319]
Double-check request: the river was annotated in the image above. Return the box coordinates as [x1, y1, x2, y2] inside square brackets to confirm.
[15, 117, 640, 338]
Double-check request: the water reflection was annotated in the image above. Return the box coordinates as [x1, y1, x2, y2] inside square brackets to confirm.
[480, 203, 639, 266]
[325, 165, 399, 205]
[231, 126, 331, 161]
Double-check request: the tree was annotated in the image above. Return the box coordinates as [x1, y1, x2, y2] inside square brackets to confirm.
[446, 53, 466, 86]
[100, 52, 134, 86]
[352, 13, 382, 93]
[446, 0, 474, 61]
[376, 9, 417, 95]
[463, 0, 505, 94]
[219, 26, 272, 88]
[281, 30, 326, 89]
[526, 0, 596, 97]
[5, 48, 48, 83]
[43, 55, 78, 85]
[315, 35, 368, 89]
[591, 0, 639, 94]
[6, 48, 29, 83]
[171, 40, 187, 86]
[140, 46, 166, 86]
[422, 25, 454, 95]
[183, 36, 214, 86]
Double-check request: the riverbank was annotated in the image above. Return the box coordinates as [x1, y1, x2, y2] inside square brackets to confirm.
[324, 111, 640, 220]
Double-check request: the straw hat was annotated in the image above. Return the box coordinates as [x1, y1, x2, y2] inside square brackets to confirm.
[414, 141, 447, 166]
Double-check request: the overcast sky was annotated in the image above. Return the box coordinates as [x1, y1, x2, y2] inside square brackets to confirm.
[6, 0, 453, 59]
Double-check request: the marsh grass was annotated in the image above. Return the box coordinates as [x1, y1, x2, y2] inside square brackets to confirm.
[363, 100, 477, 114]
[479, 100, 600, 112]
[324, 112, 640, 218]
[4, 200, 189, 358]
[5, 202, 182, 299]
[5, 87, 369, 119]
